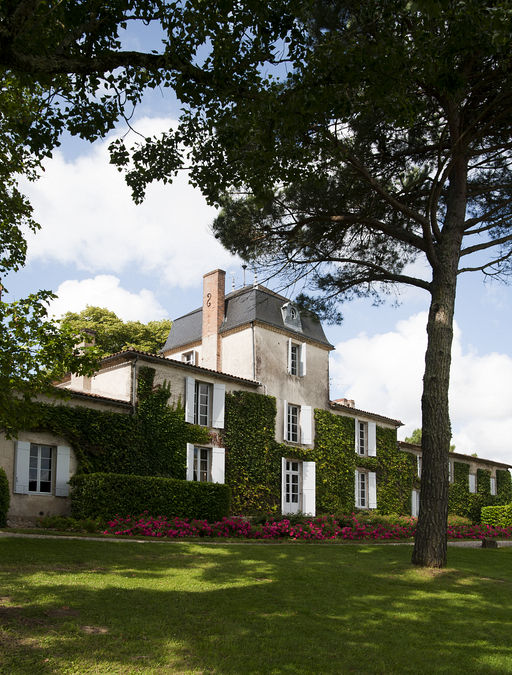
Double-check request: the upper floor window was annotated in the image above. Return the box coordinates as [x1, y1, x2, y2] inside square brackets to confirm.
[281, 302, 303, 331]
[283, 401, 313, 445]
[469, 473, 477, 493]
[354, 419, 377, 457]
[194, 381, 211, 426]
[357, 421, 367, 455]
[185, 377, 225, 428]
[287, 339, 306, 376]
[182, 350, 196, 365]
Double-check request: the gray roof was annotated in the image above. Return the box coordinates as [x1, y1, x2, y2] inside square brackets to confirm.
[162, 286, 333, 353]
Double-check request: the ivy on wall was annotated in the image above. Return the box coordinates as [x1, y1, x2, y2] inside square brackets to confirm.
[448, 461, 512, 522]
[22, 367, 209, 478]
[224, 392, 414, 516]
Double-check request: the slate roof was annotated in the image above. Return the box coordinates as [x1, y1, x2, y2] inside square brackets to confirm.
[162, 285, 333, 352]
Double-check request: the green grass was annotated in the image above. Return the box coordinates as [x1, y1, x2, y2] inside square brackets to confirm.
[0, 539, 511, 674]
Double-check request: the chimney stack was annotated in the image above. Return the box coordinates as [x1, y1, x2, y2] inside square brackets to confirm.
[70, 329, 96, 392]
[201, 269, 226, 371]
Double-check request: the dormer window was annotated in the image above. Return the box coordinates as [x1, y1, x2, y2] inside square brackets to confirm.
[281, 302, 303, 331]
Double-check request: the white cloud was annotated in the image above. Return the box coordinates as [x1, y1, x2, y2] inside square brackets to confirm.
[48, 275, 168, 322]
[22, 116, 238, 288]
[330, 311, 512, 464]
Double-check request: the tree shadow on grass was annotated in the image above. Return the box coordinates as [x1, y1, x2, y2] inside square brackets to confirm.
[0, 539, 511, 673]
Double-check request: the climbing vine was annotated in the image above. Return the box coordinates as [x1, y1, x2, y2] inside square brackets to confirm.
[20, 367, 209, 478]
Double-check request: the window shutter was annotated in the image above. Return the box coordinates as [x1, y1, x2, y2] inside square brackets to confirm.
[354, 469, 359, 507]
[491, 477, 497, 496]
[185, 377, 195, 424]
[186, 443, 195, 481]
[469, 474, 476, 493]
[212, 383, 225, 428]
[300, 406, 313, 445]
[55, 445, 71, 497]
[411, 489, 419, 518]
[281, 457, 287, 514]
[283, 400, 288, 441]
[211, 447, 225, 484]
[300, 343, 307, 376]
[287, 339, 292, 374]
[14, 441, 30, 494]
[354, 419, 359, 454]
[368, 471, 377, 509]
[368, 422, 377, 456]
[302, 461, 316, 516]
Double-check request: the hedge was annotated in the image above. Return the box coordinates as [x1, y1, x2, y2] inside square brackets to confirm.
[70, 473, 231, 522]
[0, 467, 9, 527]
[481, 504, 512, 528]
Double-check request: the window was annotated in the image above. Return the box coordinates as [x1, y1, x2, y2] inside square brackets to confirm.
[281, 458, 316, 515]
[194, 381, 211, 426]
[182, 350, 196, 365]
[357, 421, 367, 455]
[411, 489, 420, 518]
[448, 460, 454, 483]
[355, 469, 377, 509]
[469, 473, 477, 493]
[185, 377, 225, 428]
[193, 446, 211, 482]
[417, 455, 422, 478]
[186, 444, 225, 483]
[14, 441, 71, 497]
[29, 443, 53, 493]
[354, 419, 377, 457]
[287, 339, 306, 376]
[491, 476, 497, 496]
[281, 302, 303, 331]
[287, 404, 299, 443]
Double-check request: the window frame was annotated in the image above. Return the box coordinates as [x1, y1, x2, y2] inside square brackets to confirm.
[287, 403, 300, 443]
[357, 421, 367, 456]
[194, 380, 211, 426]
[28, 443, 54, 494]
[193, 446, 211, 483]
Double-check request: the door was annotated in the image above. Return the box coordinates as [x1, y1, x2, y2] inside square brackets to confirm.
[284, 460, 301, 514]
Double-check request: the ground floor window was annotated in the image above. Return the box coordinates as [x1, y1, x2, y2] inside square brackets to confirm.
[193, 446, 211, 482]
[186, 444, 225, 484]
[29, 443, 53, 494]
[355, 469, 377, 509]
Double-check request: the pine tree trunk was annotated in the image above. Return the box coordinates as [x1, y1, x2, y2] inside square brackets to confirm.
[412, 145, 467, 567]
[411, 274, 456, 567]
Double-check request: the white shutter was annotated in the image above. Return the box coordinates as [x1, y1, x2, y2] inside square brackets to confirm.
[186, 443, 195, 481]
[368, 471, 377, 509]
[283, 400, 288, 441]
[368, 422, 377, 456]
[300, 405, 312, 445]
[491, 477, 497, 496]
[302, 461, 316, 516]
[300, 343, 307, 376]
[212, 383, 225, 428]
[469, 474, 476, 493]
[55, 445, 71, 497]
[287, 338, 292, 374]
[354, 419, 359, 454]
[211, 447, 225, 484]
[14, 441, 30, 494]
[281, 457, 287, 513]
[185, 377, 195, 424]
[354, 469, 359, 507]
[411, 489, 419, 518]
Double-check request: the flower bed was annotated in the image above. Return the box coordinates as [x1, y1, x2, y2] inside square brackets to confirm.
[102, 513, 512, 541]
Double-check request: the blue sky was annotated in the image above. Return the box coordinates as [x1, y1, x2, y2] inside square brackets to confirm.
[6, 69, 512, 465]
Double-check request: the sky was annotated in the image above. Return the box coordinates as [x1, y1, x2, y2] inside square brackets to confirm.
[7, 63, 512, 466]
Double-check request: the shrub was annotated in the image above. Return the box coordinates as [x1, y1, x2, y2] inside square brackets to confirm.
[0, 467, 9, 527]
[37, 515, 104, 532]
[481, 504, 512, 528]
[70, 472, 231, 522]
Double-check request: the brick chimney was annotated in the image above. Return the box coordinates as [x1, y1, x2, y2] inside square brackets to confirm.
[201, 269, 226, 371]
[333, 398, 355, 408]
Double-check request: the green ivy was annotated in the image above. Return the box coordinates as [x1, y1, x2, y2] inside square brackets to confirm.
[447, 463, 511, 522]
[497, 469, 512, 504]
[374, 429, 416, 515]
[448, 461, 471, 518]
[21, 367, 209, 478]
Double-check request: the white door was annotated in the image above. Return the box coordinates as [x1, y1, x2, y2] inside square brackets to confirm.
[284, 460, 301, 514]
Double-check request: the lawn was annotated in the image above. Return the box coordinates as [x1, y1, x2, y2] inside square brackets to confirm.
[0, 539, 511, 674]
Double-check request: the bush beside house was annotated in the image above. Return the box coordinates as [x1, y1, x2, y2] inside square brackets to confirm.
[0, 467, 10, 527]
